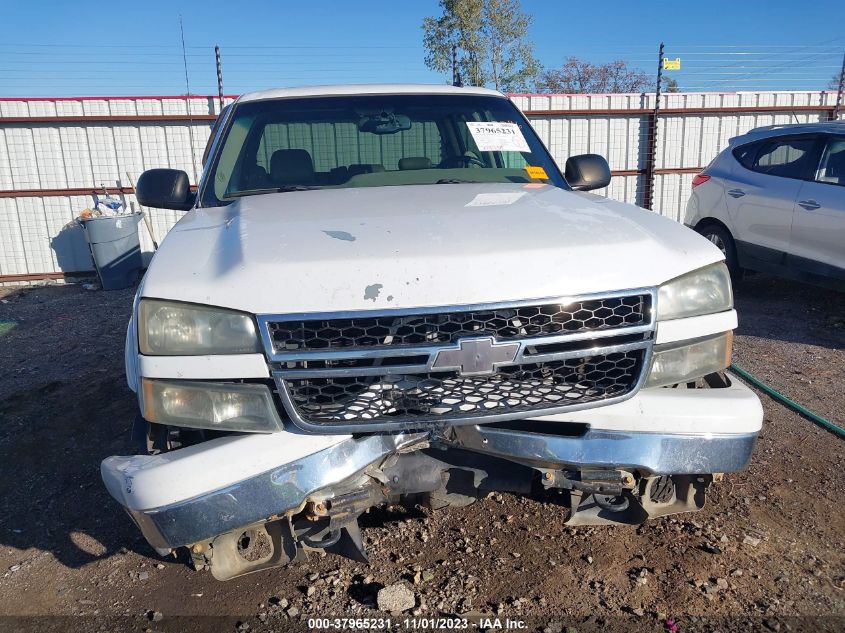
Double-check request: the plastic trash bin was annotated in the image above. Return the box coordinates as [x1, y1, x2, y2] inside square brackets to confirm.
[80, 212, 145, 290]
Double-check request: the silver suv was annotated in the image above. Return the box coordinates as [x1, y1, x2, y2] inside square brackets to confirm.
[685, 122, 845, 290]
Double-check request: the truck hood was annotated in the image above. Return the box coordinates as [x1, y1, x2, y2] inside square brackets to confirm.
[142, 183, 722, 314]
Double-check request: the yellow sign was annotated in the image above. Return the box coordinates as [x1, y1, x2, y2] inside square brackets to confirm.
[525, 165, 549, 180]
[663, 57, 681, 71]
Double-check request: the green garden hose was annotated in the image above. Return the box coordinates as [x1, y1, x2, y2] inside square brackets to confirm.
[730, 363, 845, 440]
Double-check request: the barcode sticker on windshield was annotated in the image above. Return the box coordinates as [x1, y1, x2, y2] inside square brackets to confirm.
[466, 122, 530, 153]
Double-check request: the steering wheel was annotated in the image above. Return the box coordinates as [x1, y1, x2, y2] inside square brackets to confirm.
[453, 153, 486, 168]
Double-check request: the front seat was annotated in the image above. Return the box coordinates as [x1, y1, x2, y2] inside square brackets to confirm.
[820, 148, 845, 185]
[270, 149, 315, 185]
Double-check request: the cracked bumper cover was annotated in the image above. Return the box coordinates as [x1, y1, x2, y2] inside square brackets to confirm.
[101, 376, 762, 551]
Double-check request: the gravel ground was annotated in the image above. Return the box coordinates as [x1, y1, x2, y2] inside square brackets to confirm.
[0, 275, 843, 633]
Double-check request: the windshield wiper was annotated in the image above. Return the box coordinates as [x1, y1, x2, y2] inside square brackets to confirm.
[435, 178, 484, 184]
[224, 185, 317, 199]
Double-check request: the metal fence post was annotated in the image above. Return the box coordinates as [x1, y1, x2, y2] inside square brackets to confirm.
[833, 52, 845, 121]
[215, 45, 225, 113]
[452, 44, 462, 87]
[643, 42, 664, 211]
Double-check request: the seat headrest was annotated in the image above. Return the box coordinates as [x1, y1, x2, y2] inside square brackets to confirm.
[398, 157, 432, 170]
[270, 149, 314, 184]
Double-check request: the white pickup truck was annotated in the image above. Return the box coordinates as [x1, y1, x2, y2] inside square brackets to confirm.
[101, 85, 763, 580]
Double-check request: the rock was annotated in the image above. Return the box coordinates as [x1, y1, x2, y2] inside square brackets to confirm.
[720, 535, 729, 543]
[236, 622, 250, 631]
[731, 569, 744, 577]
[544, 623, 563, 633]
[308, 572, 319, 581]
[287, 606, 299, 618]
[716, 578, 729, 590]
[150, 611, 163, 622]
[306, 585, 316, 597]
[632, 608, 645, 617]
[138, 571, 149, 581]
[9, 565, 21, 572]
[377, 583, 416, 613]
[743, 535, 762, 547]
[155, 564, 165, 570]
[701, 543, 721, 554]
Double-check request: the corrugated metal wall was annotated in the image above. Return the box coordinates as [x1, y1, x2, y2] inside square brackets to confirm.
[0, 96, 233, 281]
[0, 91, 840, 281]
[509, 90, 840, 221]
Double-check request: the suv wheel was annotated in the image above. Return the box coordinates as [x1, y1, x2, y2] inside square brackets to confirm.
[699, 223, 740, 278]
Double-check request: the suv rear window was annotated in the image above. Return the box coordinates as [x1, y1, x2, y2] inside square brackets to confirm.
[732, 143, 758, 169]
[733, 135, 819, 180]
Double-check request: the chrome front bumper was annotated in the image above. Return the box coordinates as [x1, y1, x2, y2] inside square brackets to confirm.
[101, 432, 425, 550]
[451, 425, 758, 473]
[102, 426, 758, 551]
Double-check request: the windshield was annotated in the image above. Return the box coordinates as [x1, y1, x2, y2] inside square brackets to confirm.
[200, 94, 568, 205]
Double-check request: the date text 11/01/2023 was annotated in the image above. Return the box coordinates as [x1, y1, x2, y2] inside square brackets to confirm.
[307, 617, 527, 629]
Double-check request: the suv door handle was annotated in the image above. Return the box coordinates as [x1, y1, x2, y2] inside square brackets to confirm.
[798, 199, 820, 210]
[727, 189, 745, 198]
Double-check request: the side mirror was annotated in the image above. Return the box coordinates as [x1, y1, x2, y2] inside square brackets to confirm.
[564, 154, 611, 191]
[135, 168, 195, 211]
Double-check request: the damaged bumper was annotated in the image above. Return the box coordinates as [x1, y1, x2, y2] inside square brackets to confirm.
[452, 425, 757, 474]
[102, 375, 761, 554]
[101, 432, 425, 551]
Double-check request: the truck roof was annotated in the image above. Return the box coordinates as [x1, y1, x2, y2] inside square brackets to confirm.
[237, 83, 506, 103]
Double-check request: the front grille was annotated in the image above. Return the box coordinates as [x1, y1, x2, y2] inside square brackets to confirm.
[262, 291, 655, 431]
[283, 349, 645, 426]
[267, 294, 650, 353]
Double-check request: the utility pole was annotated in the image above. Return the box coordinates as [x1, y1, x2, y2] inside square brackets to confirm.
[833, 52, 845, 121]
[215, 45, 225, 112]
[452, 44, 462, 87]
[643, 42, 665, 212]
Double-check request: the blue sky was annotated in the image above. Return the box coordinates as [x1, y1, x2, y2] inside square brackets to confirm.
[1, 0, 843, 96]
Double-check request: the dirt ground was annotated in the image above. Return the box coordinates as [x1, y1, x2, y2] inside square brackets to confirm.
[0, 275, 843, 633]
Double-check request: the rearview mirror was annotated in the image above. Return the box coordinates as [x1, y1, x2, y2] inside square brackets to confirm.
[135, 169, 195, 211]
[357, 112, 412, 135]
[564, 154, 611, 191]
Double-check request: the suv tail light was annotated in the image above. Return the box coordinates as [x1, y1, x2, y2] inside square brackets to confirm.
[691, 173, 711, 188]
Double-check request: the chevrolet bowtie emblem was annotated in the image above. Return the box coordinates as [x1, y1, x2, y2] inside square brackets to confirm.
[431, 337, 520, 376]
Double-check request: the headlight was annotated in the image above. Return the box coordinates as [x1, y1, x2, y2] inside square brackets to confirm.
[645, 332, 732, 388]
[657, 263, 733, 321]
[142, 379, 283, 432]
[138, 299, 260, 355]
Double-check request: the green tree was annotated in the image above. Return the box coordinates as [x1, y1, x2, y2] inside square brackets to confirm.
[422, 0, 539, 92]
[662, 76, 680, 93]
